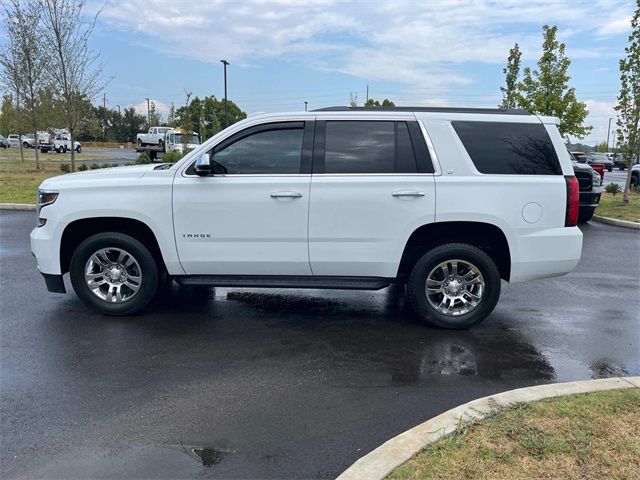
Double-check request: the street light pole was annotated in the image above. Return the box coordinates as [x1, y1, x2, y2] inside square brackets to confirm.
[606, 117, 612, 151]
[304, 101, 308, 111]
[220, 60, 229, 128]
[145, 97, 150, 128]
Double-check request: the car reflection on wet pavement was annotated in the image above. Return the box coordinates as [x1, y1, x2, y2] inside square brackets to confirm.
[1, 211, 638, 479]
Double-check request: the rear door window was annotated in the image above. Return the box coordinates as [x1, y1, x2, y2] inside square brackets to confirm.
[452, 121, 562, 175]
[321, 120, 431, 174]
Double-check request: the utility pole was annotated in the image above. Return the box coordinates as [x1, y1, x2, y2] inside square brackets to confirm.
[304, 101, 308, 111]
[220, 59, 229, 128]
[102, 93, 106, 110]
[606, 117, 612, 151]
[366, 84, 369, 103]
[102, 94, 107, 139]
[145, 97, 151, 128]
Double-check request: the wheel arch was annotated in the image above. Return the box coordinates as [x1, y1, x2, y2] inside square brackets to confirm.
[60, 217, 166, 275]
[397, 221, 511, 281]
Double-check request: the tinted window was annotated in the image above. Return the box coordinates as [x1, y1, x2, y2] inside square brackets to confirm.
[212, 127, 303, 174]
[324, 121, 395, 173]
[452, 121, 561, 175]
[396, 122, 418, 173]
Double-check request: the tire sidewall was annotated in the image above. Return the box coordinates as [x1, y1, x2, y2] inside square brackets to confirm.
[407, 244, 501, 329]
[70, 232, 159, 315]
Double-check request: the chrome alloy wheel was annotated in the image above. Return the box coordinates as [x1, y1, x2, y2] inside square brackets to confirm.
[84, 248, 142, 303]
[425, 259, 485, 316]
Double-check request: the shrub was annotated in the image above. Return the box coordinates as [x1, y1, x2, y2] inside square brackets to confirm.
[605, 183, 621, 196]
[89, 163, 100, 170]
[135, 152, 151, 164]
[77, 163, 88, 171]
[162, 150, 183, 163]
[60, 163, 70, 173]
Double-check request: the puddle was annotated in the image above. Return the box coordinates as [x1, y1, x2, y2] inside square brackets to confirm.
[191, 447, 231, 467]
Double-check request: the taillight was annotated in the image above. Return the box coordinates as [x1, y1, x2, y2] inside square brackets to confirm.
[565, 175, 579, 227]
[592, 163, 605, 181]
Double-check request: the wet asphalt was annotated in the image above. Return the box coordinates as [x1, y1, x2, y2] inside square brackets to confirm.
[1, 210, 639, 479]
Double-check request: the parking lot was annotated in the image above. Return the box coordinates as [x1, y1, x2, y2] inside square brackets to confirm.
[604, 168, 634, 189]
[1, 210, 638, 479]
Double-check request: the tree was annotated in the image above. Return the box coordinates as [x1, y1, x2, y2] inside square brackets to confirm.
[1, 0, 47, 168]
[349, 92, 358, 107]
[594, 141, 609, 153]
[517, 25, 591, 138]
[364, 98, 395, 107]
[120, 107, 146, 143]
[39, 0, 104, 171]
[175, 95, 246, 141]
[615, 1, 640, 204]
[148, 101, 162, 127]
[499, 43, 522, 109]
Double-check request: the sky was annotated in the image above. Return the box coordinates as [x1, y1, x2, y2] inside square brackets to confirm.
[87, 0, 635, 146]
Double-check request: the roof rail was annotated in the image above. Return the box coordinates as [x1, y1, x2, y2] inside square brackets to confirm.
[312, 106, 531, 115]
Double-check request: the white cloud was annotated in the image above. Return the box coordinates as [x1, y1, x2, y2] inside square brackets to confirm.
[129, 99, 170, 116]
[569, 99, 617, 146]
[99, 0, 630, 102]
[598, 12, 632, 36]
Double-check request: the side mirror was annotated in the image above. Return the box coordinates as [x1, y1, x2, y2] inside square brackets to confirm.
[194, 153, 212, 176]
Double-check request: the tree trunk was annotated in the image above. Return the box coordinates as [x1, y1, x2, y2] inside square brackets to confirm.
[622, 155, 634, 204]
[33, 126, 40, 171]
[70, 129, 75, 172]
[16, 92, 25, 163]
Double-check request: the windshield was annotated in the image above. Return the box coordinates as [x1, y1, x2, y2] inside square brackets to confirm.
[175, 134, 200, 145]
[158, 127, 171, 133]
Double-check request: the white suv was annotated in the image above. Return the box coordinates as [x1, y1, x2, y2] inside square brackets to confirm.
[31, 107, 583, 329]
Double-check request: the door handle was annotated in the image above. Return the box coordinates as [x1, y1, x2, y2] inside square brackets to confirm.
[392, 191, 425, 197]
[270, 191, 303, 198]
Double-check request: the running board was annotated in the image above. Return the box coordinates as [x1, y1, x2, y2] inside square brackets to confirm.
[174, 275, 392, 290]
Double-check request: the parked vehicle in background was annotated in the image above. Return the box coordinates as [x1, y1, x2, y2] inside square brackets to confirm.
[631, 164, 640, 188]
[136, 127, 171, 148]
[612, 153, 627, 170]
[21, 134, 38, 149]
[166, 129, 200, 153]
[39, 130, 81, 154]
[135, 128, 201, 160]
[570, 157, 602, 224]
[31, 106, 583, 329]
[7, 134, 20, 147]
[0, 134, 8, 148]
[570, 151, 587, 163]
[586, 152, 614, 172]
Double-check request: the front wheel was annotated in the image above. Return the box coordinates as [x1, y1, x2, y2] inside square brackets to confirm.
[406, 243, 501, 329]
[631, 175, 639, 188]
[578, 208, 595, 224]
[70, 232, 159, 315]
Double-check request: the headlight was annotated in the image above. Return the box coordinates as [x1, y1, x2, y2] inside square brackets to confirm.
[38, 190, 59, 206]
[36, 190, 59, 227]
[591, 171, 601, 187]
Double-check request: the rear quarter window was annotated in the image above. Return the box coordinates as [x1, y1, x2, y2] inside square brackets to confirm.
[452, 121, 562, 175]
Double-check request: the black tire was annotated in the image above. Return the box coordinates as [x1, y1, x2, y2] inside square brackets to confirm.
[607, 167, 613, 172]
[76, 145, 81, 153]
[137, 139, 144, 147]
[578, 208, 595, 224]
[70, 232, 159, 315]
[631, 175, 639, 188]
[57, 145, 64, 153]
[406, 243, 501, 329]
[159, 139, 165, 152]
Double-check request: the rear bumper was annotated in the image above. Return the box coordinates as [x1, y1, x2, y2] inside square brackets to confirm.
[42, 273, 66, 293]
[579, 187, 602, 208]
[510, 226, 583, 283]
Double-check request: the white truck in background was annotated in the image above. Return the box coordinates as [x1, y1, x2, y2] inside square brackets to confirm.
[136, 127, 171, 148]
[135, 128, 200, 160]
[39, 130, 81, 153]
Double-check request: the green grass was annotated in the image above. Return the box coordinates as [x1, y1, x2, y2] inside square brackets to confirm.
[388, 388, 640, 480]
[596, 191, 640, 223]
[0, 146, 109, 162]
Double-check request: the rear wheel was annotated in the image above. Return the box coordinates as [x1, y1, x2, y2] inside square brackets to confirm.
[407, 243, 501, 329]
[578, 208, 595, 224]
[70, 232, 159, 315]
[57, 145, 64, 153]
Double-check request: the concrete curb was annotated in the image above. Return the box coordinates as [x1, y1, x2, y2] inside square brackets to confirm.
[592, 215, 640, 230]
[337, 376, 640, 480]
[0, 203, 36, 211]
